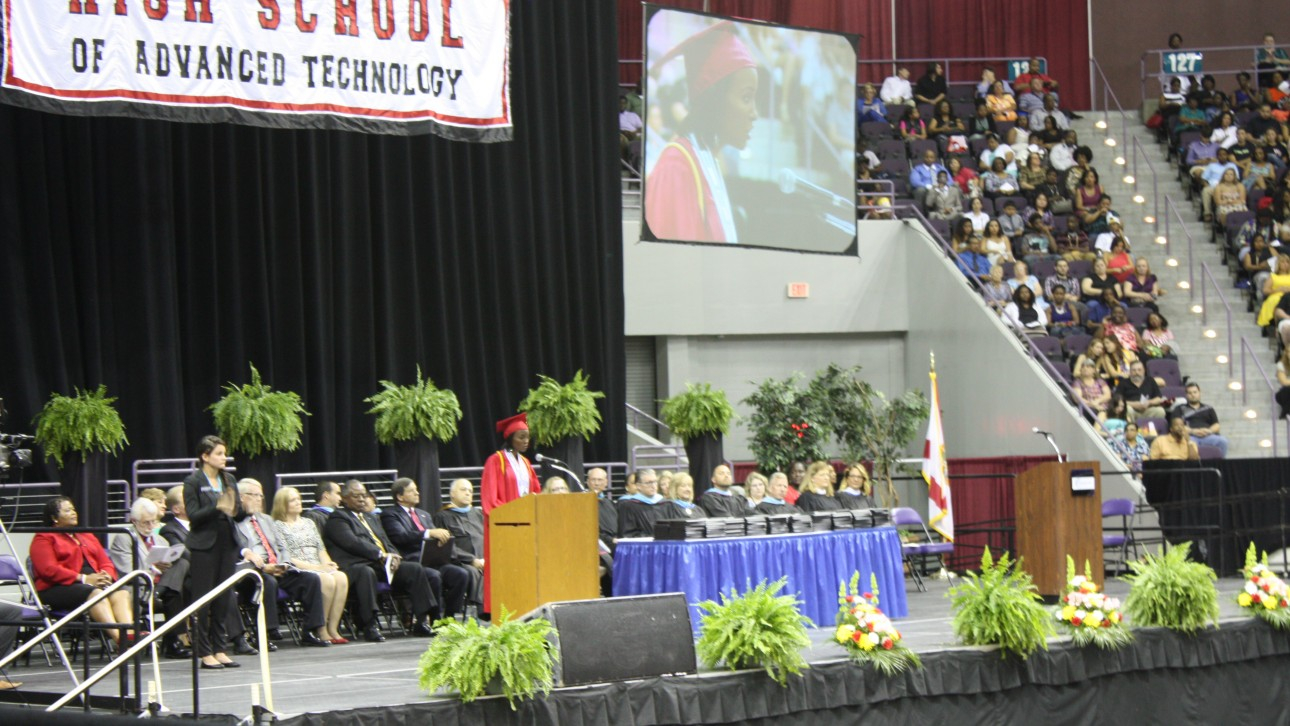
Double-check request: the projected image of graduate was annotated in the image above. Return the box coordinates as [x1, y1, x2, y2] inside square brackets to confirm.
[642, 7, 858, 253]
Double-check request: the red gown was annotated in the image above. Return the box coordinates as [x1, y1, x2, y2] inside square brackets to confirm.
[645, 137, 726, 242]
[480, 450, 540, 613]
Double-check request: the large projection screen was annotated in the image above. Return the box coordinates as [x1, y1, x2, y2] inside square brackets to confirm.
[640, 6, 858, 254]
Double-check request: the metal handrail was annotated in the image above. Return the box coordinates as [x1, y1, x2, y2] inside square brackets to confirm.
[0, 569, 155, 673]
[853, 56, 1048, 91]
[1200, 261, 1235, 378]
[1088, 57, 1128, 148]
[1165, 195, 1197, 299]
[1130, 136, 1161, 238]
[1141, 43, 1290, 104]
[48, 568, 270, 714]
[625, 403, 667, 433]
[1239, 336, 1289, 457]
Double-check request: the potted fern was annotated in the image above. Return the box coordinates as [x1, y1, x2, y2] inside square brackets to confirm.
[659, 383, 734, 495]
[208, 363, 310, 496]
[948, 548, 1054, 658]
[695, 578, 814, 686]
[365, 366, 462, 511]
[416, 609, 557, 709]
[1122, 542, 1220, 634]
[33, 385, 129, 526]
[517, 370, 604, 487]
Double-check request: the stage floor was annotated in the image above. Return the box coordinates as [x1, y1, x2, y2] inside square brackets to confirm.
[0, 575, 1268, 722]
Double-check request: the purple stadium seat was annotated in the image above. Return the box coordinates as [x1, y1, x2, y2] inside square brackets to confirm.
[951, 102, 975, 120]
[1030, 258, 1057, 280]
[1049, 365, 1074, 385]
[1125, 306, 1152, 329]
[875, 139, 908, 160]
[978, 197, 996, 216]
[1146, 359, 1183, 387]
[969, 137, 989, 159]
[1063, 333, 1092, 359]
[948, 85, 975, 102]
[909, 138, 939, 160]
[1031, 335, 1064, 362]
[1160, 385, 1187, 402]
[997, 195, 1028, 214]
[1137, 417, 1167, 437]
[861, 120, 894, 140]
[1051, 215, 1069, 234]
[1067, 259, 1093, 279]
[1198, 444, 1225, 460]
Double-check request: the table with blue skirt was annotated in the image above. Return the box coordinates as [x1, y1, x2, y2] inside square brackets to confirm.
[612, 526, 907, 631]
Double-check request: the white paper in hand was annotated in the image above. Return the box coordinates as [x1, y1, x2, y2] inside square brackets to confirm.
[146, 544, 185, 566]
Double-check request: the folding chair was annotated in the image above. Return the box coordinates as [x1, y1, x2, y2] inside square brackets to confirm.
[892, 507, 954, 592]
[1101, 498, 1138, 576]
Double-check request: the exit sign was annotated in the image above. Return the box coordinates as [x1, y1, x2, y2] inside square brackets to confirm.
[787, 282, 810, 298]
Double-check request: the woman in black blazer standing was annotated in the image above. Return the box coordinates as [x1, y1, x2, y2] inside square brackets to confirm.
[182, 435, 243, 669]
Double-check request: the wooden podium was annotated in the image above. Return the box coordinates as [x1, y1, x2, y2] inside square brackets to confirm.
[1015, 461, 1103, 596]
[489, 492, 600, 615]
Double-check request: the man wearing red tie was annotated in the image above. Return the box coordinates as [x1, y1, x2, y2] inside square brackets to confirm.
[233, 479, 331, 647]
[380, 478, 471, 620]
[479, 413, 541, 612]
[108, 497, 191, 659]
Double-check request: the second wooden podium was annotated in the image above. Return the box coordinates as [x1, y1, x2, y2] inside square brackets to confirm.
[1015, 461, 1103, 596]
[489, 492, 600, 615]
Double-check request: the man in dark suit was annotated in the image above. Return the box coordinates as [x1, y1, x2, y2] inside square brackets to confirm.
[233, 479, 330, 647]
[303, 480, 341, 535]
[381, 477, 470, 620]
[324, 480, 435, 641]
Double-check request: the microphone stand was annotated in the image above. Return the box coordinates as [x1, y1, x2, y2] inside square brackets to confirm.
[1038, 432, 1064, 462]
[543, 461, 586, 492]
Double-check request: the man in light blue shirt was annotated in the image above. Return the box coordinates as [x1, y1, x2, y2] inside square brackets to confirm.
[909, 149, 947, 210]
[1197, 147, 1240, 220]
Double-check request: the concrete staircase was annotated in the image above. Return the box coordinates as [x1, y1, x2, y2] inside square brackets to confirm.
[1070, 112, 1285, 457]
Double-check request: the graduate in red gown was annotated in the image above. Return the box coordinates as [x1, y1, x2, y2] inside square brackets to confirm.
[479, 413, 541, 613]
[645, 21, 761, 244]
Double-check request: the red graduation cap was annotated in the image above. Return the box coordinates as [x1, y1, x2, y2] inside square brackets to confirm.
[653, 20, 758, 103]
[495, 412, 528, 439]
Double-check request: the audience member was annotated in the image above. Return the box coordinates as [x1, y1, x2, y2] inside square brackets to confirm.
[1276, 348, 1290, 419]
[233, 479, 330, 648]
[785, 462, 806, 504]
[324, 480, 435, 641]
[181, 436, 242, 669]
[1074, 168, 1105, 219]
[1210, 112, 1239, 149]
[1083, 195, 1119, 237]
[743, 473, 768, 507]
[1141, 313, 1178, 360]
[697, 464, 751, 518]
[382, 477, 471, 621]
[981, 264, 1012, 311]
[1046, 285, 1081, 339]
[1099, 336, 1136, 387]
[1256, 33, 1290, 90]
[997, 200, 1026, 256]
[1018, 154, 1047, 200]
[1003, 284, 1048, 335]
[979, 134, 1016, 174]
[1171, 383, 1229, 457]
[966, 103, 997, 140]
[159, 485, 190, 549]
[1149, 415, 1200, 461]
[927, 171, 964, 221]
[1006, 259, 1042, 297]
[1099, 394, 1129, 438]
[1029, 94, 1069, 133]
[927, 100, 965, 138]
[272, 486, 352, 644]
[898, 105, 928, 141]
[976, 67, 1009, 98]
[1212, 168, 1248, 224]
[985, 81, 1017, 123]
[909, 149, 948, 208]
[1104, 237, 1135, 283]
[585, 468, 617, 547]
[31, 497, 134, 645]
[1056, 214, 1094, 261]
[1122, 258, 1163, 312]
[1013, 57, 1058, 95]
[304, 480, 341, 534]
[108, 497, 190, 658]
[964, 197, 989, 237]
[1073, 360, 1111, 414]
[880, 67, 914, 107]
[1044, 258, 1080, 301]
[856, 83, 887, 124]
[958, 235, 992, 280]
[1016, 78, 1046, 118]
[1115, 360, 1168, 422]
[755, 472, 802, 515]
[655, 472, 706, 520]
[796, 462, 843, 513]
[1072, 338, 1106, 380]
[914, 62, 947, 106]
[947, 157, 981, 199]
[617, 468, 664, 537]
[1110, 422, 1152, 477]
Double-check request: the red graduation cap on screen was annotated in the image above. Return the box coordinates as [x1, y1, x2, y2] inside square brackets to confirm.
[496, 412, 528, 439]
[653, 20, 758, 103]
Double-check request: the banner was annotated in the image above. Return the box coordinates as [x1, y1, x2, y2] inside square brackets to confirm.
[922, 354, 953, 542]
[1, 0, 511, 139]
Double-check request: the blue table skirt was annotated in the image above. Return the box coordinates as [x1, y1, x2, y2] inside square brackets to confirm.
[612, 527, 907, 630]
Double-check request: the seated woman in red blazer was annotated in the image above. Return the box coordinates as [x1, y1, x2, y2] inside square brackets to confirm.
[30, 496, 134, 643]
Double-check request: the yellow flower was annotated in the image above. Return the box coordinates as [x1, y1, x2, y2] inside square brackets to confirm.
[1238, 592, 1253, 608]
[1264, 596, 1277, 610]
[1061, 605, 1076, 621]
[858, 634, 875, 651]
[1109, 611, 1121, 624]
[836, 625, 855, 643]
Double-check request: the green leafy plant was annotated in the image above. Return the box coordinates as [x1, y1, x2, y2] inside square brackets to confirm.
[834, 572, 922, 675]
[364, 365, 462, 445]
[1055, 557, 1133, 650]
[32, 385, 129, 468]
[1122, 542, 1219, 635]
[659, 383, 735, 440]
[696, 578, 814, 685]
[208, 363, 310, 458]
[948, 548, 1054, 658]
[741, 374, 827, 473]
[517, 370, 604, 447]
[416, 608, 557, 709]
[808, 365, 929, 506]
[1237, 543, 1290, 629]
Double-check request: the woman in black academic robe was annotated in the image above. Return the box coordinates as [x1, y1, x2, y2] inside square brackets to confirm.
[796, 462, 844, 513]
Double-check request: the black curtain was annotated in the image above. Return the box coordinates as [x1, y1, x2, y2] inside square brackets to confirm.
[0, 1, 625, 483]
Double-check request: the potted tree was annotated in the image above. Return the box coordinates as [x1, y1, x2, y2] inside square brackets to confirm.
[659, 383, 734, 496]
[33, 385, 129, 527]
[517, 370, 604, 488]
[208, 363, 309, 497]
[742, 373, 827, 475]
[364, 366, 462, 511]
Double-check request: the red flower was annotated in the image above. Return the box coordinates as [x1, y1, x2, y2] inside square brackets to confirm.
[1071, 617, 1082, 626]
[1253, 593, 1263, 604]
[852, 631, 863, 643]
[1102, 620, 1111, 628]
[845, 595, 854, 603]
[1263, 583, 1272, 593]
[881, 638, 894, 650]
[862, 592, 873, 600]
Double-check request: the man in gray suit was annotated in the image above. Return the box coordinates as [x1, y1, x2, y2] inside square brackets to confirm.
[233, 479, 330, 648]
[109, 497, 191, 659]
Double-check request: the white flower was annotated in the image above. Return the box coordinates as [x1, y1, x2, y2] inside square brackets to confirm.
[1246, 581, 1259, 595]
[868, 632, 881, 646]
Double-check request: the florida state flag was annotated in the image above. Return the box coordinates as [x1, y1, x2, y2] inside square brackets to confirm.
[921, 354, 952, 541]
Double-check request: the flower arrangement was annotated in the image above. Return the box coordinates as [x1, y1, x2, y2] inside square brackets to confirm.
[834, 572, 922, 675]
[1238, 543, 1290, 630]
[1054, 557, 1133, 649]
[696, 578, 814, 686]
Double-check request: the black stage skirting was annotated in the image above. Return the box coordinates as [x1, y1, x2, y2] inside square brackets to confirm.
[277, 617, 1290, 726]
